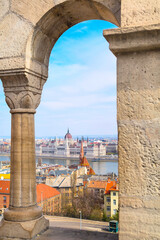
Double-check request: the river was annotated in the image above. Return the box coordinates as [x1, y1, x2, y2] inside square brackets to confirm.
[0, 156, 118, 176]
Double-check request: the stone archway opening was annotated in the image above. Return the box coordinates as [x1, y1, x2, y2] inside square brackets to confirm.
[36, 18, 118, 224]
[37, 19, 118, 137]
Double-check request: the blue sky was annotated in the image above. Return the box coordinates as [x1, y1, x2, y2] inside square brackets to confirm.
[0, 20, 117, 138]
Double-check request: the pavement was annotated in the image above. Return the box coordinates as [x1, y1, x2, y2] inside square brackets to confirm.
[36, 216, 118, 240]
[0, 215, 118, 240]
[45, 216, 109, 232]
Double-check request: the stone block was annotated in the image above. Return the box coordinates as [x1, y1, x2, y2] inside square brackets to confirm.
[121, 0, 160, 27]
[0, 0, 9, 20]
[119, 208, 160, 240]
[0, 57, 25, 73]
[0, 216, 49, 239]
[0, 13, 32, 59]
[11, 0, 55, 25]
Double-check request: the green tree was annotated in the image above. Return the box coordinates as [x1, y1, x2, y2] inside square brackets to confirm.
[90, 208, 102, 221]
[110, 210, 119, 221]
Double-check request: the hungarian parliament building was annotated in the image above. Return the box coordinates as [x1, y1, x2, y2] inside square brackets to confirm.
[35, 130, 117, 158]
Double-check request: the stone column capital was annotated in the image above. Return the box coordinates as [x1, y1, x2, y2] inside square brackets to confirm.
[103, 23, 160, 56]
[1, 71, 47, 113]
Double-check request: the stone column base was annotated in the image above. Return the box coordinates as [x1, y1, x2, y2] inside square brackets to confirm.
[0, 216, 49, 239]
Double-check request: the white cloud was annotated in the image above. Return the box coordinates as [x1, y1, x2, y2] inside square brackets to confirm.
[41, 94, 115, 111]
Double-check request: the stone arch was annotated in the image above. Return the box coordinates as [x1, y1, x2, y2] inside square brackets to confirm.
[25, 0, 121, 77]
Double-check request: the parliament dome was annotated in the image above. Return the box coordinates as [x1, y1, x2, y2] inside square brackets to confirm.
[64, 129, 72, 139]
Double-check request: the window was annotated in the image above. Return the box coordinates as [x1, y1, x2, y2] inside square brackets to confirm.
[3, 196, 6, 203]
[107, 206, 110, 211]
[107, 197, 110, 202]
[113, 199, 116, 205]
[113, 209, 117, 215]
[113, 192, 116, 196]
[3, 205, 6, 208]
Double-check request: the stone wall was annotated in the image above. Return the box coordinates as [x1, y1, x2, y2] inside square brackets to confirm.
[121, 0, 160, 27]
[104, 25, 160, 240]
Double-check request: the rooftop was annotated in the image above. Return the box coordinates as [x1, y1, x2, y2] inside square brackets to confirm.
[105, 180, 119, 194]
[87, 180, 107, 189]
[37, 184, 61, 203]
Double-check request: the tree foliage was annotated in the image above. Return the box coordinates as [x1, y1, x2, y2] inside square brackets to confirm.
[62, 190, 104, 221]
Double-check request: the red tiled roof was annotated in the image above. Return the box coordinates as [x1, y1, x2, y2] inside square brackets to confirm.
[0, 180, 10, 194]
[88, 168, 96, 175]
[105, 180, 119, 194]
[87, 181, 107, 189]
[37, 184, 60, 203]
[0, 181, 61, 202]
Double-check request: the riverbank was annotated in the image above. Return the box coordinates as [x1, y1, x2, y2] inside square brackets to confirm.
[0, 154, 118, 162]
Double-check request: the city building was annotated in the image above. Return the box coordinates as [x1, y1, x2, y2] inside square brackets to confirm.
[37, 184, 61, 215]
[0, 181, 61, 215]
[46, 174, 84, 207]
[86, 180, 107, 199]
[36, 129, 106, 158]
[0, 140, 11, 153]
[104, 179, 119, 217]
[106, 143, 118, 154]
[0, 180, 10, 214]
[0, 169, 10, 181]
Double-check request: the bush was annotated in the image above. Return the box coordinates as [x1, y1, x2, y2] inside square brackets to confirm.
[110, 210, 119, 221]
[90, 208, 102, 221]
[102, 212, 110, 222]
[62, 205, 77, 218]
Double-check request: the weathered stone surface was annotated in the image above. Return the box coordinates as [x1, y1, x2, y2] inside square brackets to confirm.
[117, 51, 160, 120]
[11, 0, 120, 26]
[0, 73, 47, 235]
[0, 216, 49, 239]
[1, 73, 46, 110]
[11, 0, 55, 25]
[121, 0, 160, 27]
[104, 25, 160, 54]
[104, 26, 160, 239]
[0, 13, 33, 58]
[119, 208, 160, 240]
[0, 57, 25, 71]
[0, 0, 9, 20]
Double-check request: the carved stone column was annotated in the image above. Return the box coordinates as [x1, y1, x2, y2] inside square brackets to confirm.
[0, 72, 49, 239]
[104, 25, 160, 240]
